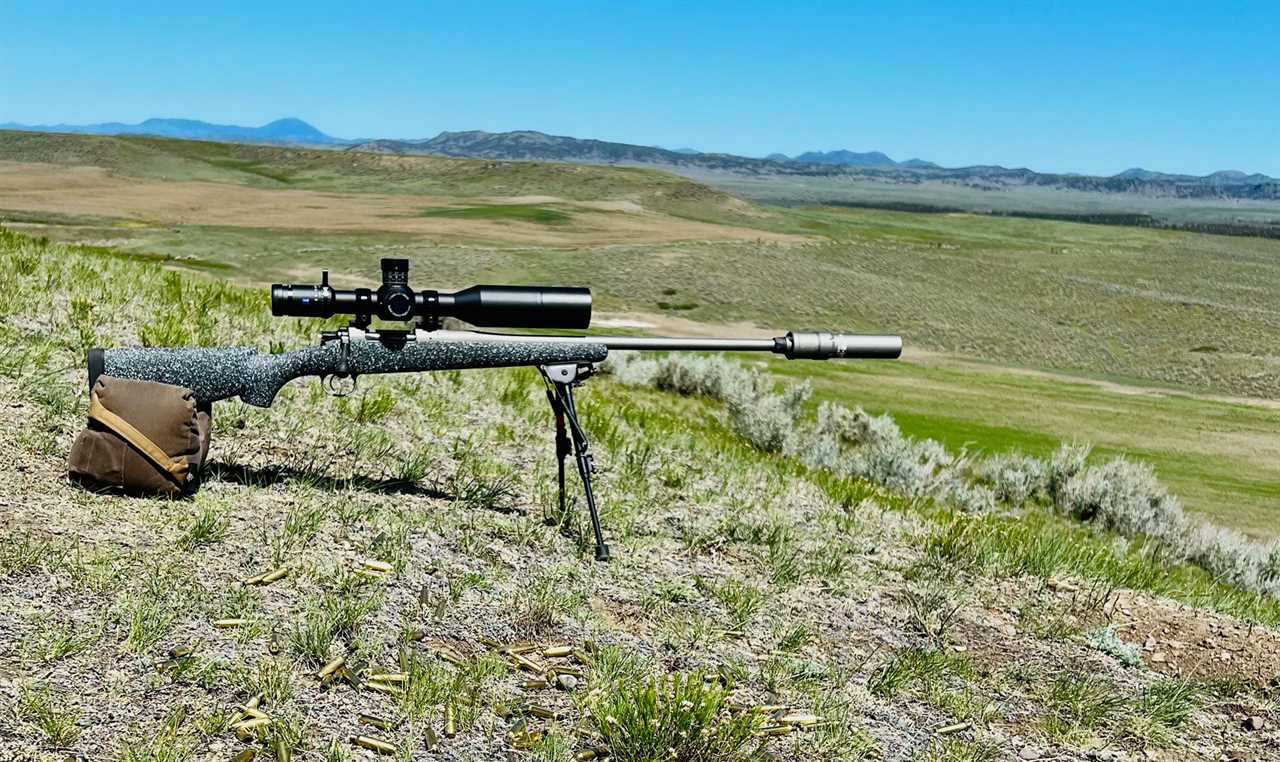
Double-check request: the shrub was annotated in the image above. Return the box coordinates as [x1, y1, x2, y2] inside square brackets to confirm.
[609, 351, 1280, 601]
[940, 478, 997, 514]
[590, 672, 761, 762]
[727, 380, 810, 453]
[654, 355, 757, 400]
[1055, 458, 1187, 541]
[977, 454, 1048, 504]
[1084, 627, 1142, 668]
[603, 351, 659, 387]
[1047, 443, 1090, 504]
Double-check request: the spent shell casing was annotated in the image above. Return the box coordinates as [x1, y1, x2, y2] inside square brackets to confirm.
[549, 666, 583, 678]
[542, 645, 574, 658]
[521, 678, 550, 690]
[573, 751, 599, 762]
[936, 721, 972, 736]
[509, 652, 545, 673]
[524, 705, 555, 719]
[260, 567, 288, 585]
[759, 724, 793, 736]
[273, 741, 292, 762]
[507, 730, 542, 750]
[246, 693, 265, 710]
[402, 629, 427, 643]
[213, 618, 249, 629]
[778, 712, 820, 727]
[571, 649, 591, 664]
[232, 717, 271, 732]
[478, 636, 501, 649]
[432, 648, 467, 668]
[231, 750, 257, 762]
[423, 723, 440, 749]
[242, 571, 267, 585]
[502, 642, 538, 655]
[234, 717, 271, 741]
[340, 666, 361, 690]
[168, 645, 195, 660]
[351, 736, 398, 755]
[368, 672, 408, 683]
[362, 559, 394, 574]
[358, 713, 395, 731]
[317, 656, 347, 679]
[364, 680, 404, 697]
[236, 704, 270, 721]
[444, 704, 457, 737]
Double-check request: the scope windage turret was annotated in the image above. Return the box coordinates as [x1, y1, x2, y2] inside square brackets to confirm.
[271, 258, 593, 329]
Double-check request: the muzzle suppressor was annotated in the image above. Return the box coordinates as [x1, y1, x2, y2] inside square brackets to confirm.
[589, 332, 901, 360]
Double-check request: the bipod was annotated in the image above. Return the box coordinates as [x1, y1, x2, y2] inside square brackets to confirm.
[539, 363, 609, 561]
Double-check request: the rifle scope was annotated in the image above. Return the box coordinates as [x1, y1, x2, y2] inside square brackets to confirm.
[271, 258, 592, 329]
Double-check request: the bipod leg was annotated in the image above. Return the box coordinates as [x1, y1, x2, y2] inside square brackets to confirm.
[543, 385, 571, 526]
[558, 382, 609, 561]
[539, 363, 609, 562]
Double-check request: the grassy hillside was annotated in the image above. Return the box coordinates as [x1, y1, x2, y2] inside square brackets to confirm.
[0, 130, 756, 219]
[690, 169, 1280, 236]
[1, 231, 1279, 761]
[3, 131, 1279, 537]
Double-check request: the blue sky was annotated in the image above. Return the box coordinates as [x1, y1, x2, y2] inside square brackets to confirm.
[2, 1, 1276, 176]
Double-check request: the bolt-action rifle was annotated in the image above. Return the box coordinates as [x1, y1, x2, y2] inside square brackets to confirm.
[89, 259, 901, 560]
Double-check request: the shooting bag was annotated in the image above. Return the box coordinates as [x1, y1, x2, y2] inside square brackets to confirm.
[68, 376, 211, 497]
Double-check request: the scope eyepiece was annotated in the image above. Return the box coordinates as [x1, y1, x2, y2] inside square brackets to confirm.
[271, 258, 592, 329]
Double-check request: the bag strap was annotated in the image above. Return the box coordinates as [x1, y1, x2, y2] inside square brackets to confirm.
[88, 392, 190, 486]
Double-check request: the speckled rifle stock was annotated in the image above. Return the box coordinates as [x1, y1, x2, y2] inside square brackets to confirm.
[97, 340, 609, 407]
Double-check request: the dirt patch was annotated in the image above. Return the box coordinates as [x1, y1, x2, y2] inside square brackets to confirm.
[1113, 590, 1280, 684]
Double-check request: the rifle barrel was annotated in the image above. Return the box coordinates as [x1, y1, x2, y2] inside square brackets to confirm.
[436, 330, 902, 360]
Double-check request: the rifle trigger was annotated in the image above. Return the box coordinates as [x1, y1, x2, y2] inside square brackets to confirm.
[324, 374, 357, 397]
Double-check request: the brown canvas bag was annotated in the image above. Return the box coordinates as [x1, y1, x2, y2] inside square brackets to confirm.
[68, 376, 211, 497]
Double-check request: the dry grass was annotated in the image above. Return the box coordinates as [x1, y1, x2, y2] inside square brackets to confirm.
[1, 230, 1278, 761]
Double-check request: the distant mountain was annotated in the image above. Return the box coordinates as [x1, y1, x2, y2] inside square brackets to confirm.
[2, 117, 1274, 201]
[762, 151, 940, 169]
[348, 130, 1279, 202]
[0, 117, 347, 146]
[793, 149, 896, 167]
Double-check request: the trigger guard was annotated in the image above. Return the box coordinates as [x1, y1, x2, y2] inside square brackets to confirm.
[324, 374, 357, 397]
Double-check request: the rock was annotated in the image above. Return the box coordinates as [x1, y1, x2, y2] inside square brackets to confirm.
[1000, 624, 1018, 638]
[1243, 715, 1266, 731]
[1047, 578, 1079, 593]
[554, 673, 579, 691]
[1019, 746, 1044, 760]
[1150, 652, 1167, 663]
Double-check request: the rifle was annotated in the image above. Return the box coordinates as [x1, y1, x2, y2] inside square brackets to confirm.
[88, 259, 901, 560]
